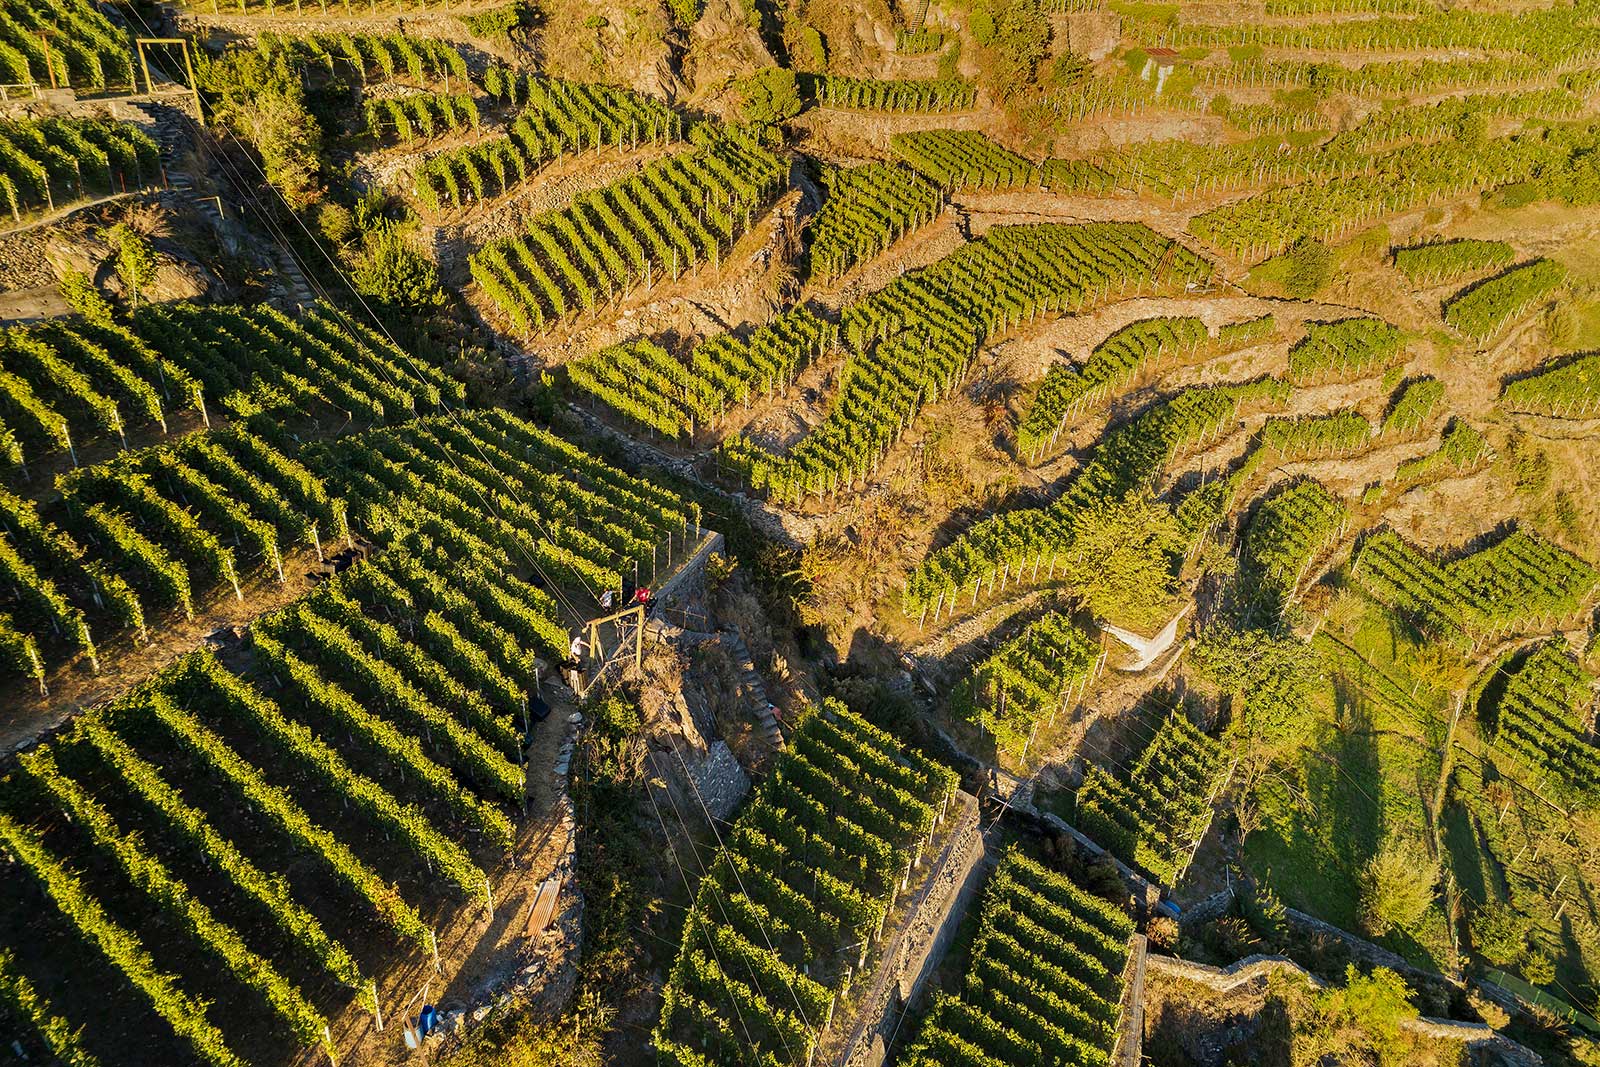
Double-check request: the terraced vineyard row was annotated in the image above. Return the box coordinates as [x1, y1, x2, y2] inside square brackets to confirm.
[1389, 419, 1492, 488]
[890, 129, 1037, 191]
[1382, 377, 1445, 437]
[953, 611, 1102, 760]
[1140, 6, 1599, 60]
[1502, 353, 1600, 418]
[0, 575, 539, 1064]
[1074, 708, 1228, 885]
[1477, 641, 1600, 806]
[803, 75, 976, 112]
[807, 162, 944, 282]
[1, 426, 344, 686]
[1392, 238, 1514, 285]
[1235, 479, 1350, 622]
[365, 92, 480, 144]
[722, 223, 1214, 505]
[1044, 90, 1579, 207]
[468, 137, 785, 334]
[1352, 527, 1599, 650]
[1189, 123, 1600, 259]
[0, 302, 458, 471]
[900, 847, 1134, 1067]
[1257, 409, 1373, 458]
[1443, 259, 1566, 341]
[0, 0, 133, 91]
[0, 117, 159, 220]
[411, 78, 684, 211]
[565, 304, 836, 437]
[906, 378, 1291, 619]
[1178, 405, 1389, 541]
[321, 408, 698, 595]
[0, 403, 691, 1061]
[1017, 315, 1273, 462]
[655, 700, 959, 1067]
[1286, 316, 1404, 383]
[256, 31, 466, 85]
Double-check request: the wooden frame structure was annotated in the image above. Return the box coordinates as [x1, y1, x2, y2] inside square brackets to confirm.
[578, 604, 645, 698]
[135, 37, 204, 120]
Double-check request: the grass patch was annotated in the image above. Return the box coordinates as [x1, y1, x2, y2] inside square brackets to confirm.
[1243, 597, 1460, 972]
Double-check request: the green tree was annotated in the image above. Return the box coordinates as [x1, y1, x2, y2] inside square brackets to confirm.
[1060, 491, 1183, 623]
[977, 0, 1049, 100]
[1359, 839, 1440, 936]
[799, 26, 826, 71]
[352, 223, 445, 311]
[738, 67, 801, 126]
[1269, 966, 1433, 1067]
[1281, 237, 1332, 297]
[1468, 900, 1529, 966]
[459, 0, 536, 42]
[1190, 624, 1319, 746]
[105, 223, 155, 309]
[198, 50, 324, 209]
[1545, 300, 1577, 349]
[1304, 966, 1424, 1067]
[1522, 950, 1556, 987]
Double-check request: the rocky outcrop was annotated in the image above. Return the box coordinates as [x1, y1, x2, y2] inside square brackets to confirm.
[105, 257, 215, 303]
[41, 231, 110, 281]
[681, 0, 775, 118]
[42, 227, 217, 303]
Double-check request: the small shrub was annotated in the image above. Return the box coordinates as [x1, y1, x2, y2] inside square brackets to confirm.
[1521, 950, 1556, 987]
[58, 269, 113, 325]
[1466, 990, 1511, 1030]
[738, 67, 801, 126]
[1281, 237, 1332, 297]
[1146, 914, 1180, 952]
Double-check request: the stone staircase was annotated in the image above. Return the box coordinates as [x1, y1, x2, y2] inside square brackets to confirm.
[272, 244, 320, 310]
[130, 97, 317, 313]
[721, 627, 785, 750]
[128, 99, 235, 230]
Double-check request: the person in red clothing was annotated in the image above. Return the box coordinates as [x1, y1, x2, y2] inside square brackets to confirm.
[632, 586, 652, 608]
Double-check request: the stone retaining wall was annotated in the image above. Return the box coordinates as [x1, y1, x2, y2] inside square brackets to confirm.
[1146, 954, 1542, 1067]
[1112, 934, 1149, 1067]
[649, 528, 724, 612]
[838, 793, 987, 1067]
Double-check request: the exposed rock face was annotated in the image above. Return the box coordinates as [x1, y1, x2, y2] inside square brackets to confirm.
[1060, 10, 1120, 60]
[540, 0, 684, 100]
[42, 229, 217, 302]
[643, 687, 711, 751]
[104, 257, 215, 303]
[682, 0, 776, 119]
[41, 232, 110, 282]
[682, 740, 750, 822]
